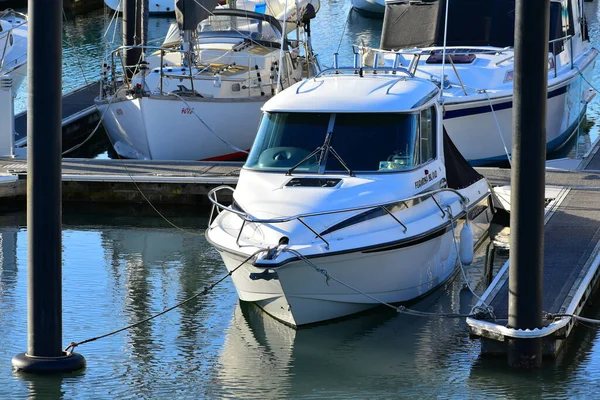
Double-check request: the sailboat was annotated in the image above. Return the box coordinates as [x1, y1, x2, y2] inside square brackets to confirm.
[96, 0, 319, 160]
[363, 0, 597, 165]
[0, 9, 27, 93]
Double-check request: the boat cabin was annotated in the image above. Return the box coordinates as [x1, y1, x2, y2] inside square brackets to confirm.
[246, 72, 441, 175]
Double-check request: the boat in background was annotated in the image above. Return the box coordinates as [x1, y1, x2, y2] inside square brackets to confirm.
[104, 0, 176, 14]
[206, 58, 493, 327]
[351, 0, 384, 18]
[0, 9, 27, 94]
[364, 0, 597, 165]
[96, 1, 319, 160]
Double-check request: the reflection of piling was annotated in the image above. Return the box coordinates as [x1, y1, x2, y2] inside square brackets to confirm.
[508, 0, 549, 368]
[11, 0, 85, 373]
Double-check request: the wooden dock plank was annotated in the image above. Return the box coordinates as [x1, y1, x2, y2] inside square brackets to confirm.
[487, 188, 600, 318]
[468, 144, 600, 357]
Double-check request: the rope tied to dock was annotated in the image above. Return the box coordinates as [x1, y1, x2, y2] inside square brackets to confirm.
[544, 312, 600, 325]
[64, 249, 264, 354]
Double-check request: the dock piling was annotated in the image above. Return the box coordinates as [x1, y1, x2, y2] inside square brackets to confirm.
[123, 0, 142, 79]
[12, 0, 86, 373]
[508, 0, 550, 368]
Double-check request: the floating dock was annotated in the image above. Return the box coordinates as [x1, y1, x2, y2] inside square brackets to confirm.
[14, 81, 101, 148]
[467, 147, 600, 358]
[0, 158, 241, 205]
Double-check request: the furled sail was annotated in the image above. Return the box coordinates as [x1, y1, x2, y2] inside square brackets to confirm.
[175, 0, 219, 31]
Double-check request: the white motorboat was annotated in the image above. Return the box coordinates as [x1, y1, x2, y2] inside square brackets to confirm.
[104, 0, 176, 14]
[364, 0, 597, 165]
[351, 0, 385, 17]
[0, 9, 27, 93]
[205, 60, 494, 327]
[96, 2, 319, 161]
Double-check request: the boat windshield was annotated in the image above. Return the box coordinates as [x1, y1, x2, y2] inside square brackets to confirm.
[198, 15, 282, 43]
[245, 112, 420, 173]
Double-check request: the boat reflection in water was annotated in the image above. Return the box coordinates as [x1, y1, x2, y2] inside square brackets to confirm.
[214, 240, 501, 399]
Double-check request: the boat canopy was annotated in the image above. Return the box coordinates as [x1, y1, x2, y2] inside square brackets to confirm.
[380, 0, 572, 51]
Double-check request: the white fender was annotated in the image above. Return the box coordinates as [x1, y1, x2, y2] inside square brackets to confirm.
[459, 221, 474, 265]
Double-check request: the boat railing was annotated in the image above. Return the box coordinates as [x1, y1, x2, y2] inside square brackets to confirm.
[548, 34, 575, 78]
[356, 35, 577, 95]
[104, 45, 197, 96]
[208, 185, 469, 249]
[0, 9, 27, 73]
[103, 44, 287, 98]
[295, 51, 413, 94]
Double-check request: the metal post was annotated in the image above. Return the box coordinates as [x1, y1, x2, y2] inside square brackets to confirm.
[507, 0, 549, 369]
[123, 0, 141, 80]
[12, 0, 85, 374]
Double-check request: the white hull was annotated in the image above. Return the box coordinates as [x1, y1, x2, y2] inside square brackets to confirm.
[213, 184, 492, 327]
[97, 96, 264, 160]
[351, 0, 385, 15]
[104, 0, 175, 13]
[443, 62, 596, 165]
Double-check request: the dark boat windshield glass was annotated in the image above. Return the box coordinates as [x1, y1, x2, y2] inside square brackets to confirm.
[245, 112, 420, 173]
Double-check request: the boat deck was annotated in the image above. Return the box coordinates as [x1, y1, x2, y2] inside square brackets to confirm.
[468, 149, 600, 357]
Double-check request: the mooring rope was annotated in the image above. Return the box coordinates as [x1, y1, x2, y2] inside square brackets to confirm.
[483, 90, 512, 167]
[64, 249, 263, 353]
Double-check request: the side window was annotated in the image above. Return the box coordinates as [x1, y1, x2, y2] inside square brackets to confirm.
[419, 106, 436, 164]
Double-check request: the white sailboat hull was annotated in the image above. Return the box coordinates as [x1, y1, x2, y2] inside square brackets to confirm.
[97, 96, 265, 160]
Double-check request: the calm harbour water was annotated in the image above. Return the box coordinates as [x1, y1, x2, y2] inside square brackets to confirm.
[3, 0, 600, 398]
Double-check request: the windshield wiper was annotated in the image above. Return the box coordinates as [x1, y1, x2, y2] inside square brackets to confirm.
[286, 131, 355, 177]
[285, 144, 322, 176]
[327, 145, 355, 177]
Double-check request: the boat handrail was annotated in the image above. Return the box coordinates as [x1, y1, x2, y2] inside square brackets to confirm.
[353, 45, 512, 58]
[104, 44, 288, 98]
[295, 65, 414, 94]
[0, 9, 28, 23]
[208, 185, 469, 249]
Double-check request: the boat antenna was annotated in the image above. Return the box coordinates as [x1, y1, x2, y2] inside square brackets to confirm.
[439, 0, 450, 99]
[276, 0, 290, 93]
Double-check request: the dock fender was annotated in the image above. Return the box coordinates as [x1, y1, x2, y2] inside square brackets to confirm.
[459, 221, 474, 265]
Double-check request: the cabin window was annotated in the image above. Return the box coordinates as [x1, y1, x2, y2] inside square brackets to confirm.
[419, 106, 436, 164]
[246, 112, 422, 173]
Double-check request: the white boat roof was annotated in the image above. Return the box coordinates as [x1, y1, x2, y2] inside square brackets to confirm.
[263, 74, 440, 113]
